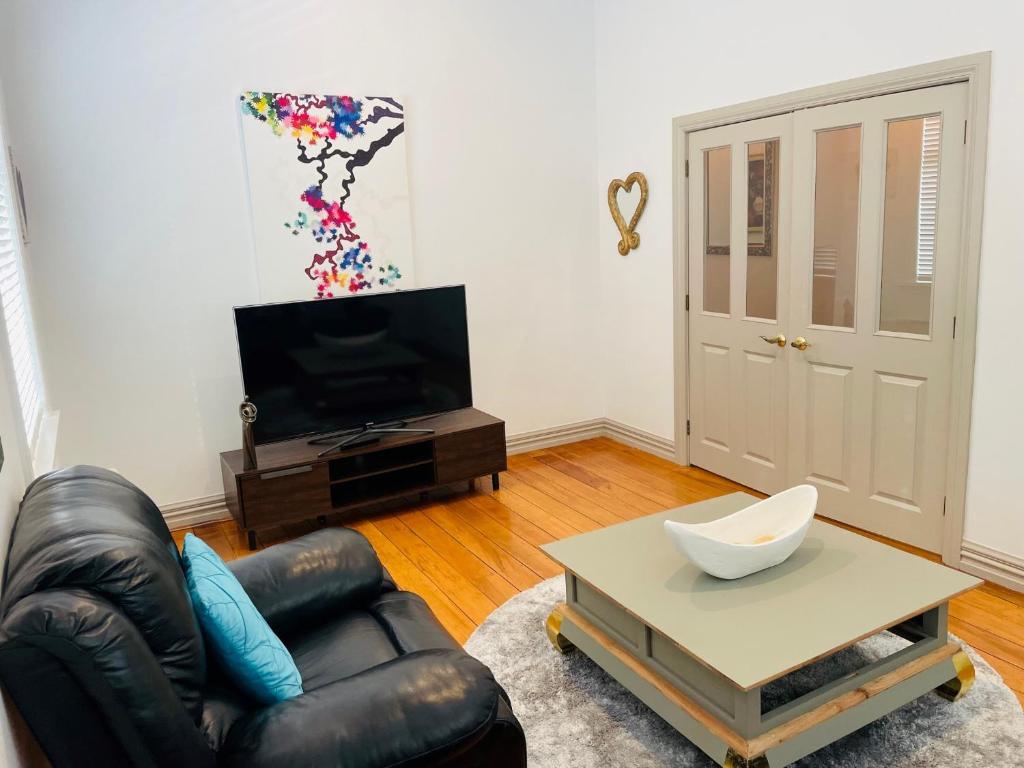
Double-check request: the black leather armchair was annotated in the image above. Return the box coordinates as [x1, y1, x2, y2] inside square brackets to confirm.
[0, 466, 526, 768]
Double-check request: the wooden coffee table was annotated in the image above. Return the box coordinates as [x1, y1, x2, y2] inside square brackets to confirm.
[541, 493, 980, 767]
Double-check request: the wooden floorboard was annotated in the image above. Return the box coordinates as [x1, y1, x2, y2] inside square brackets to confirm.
[185, 437, 1024, 710]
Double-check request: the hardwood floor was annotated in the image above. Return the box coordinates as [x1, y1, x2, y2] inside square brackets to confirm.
[175, 437, 1024, 710]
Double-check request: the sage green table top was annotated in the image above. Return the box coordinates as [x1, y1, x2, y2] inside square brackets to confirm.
[541, 492, 980, 691]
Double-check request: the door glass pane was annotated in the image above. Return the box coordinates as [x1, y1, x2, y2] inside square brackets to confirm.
[704, 146, 730, 314]
[811, 126, 861, 328]
[879, 115, 941, 335]
[746, 139, 779, 320]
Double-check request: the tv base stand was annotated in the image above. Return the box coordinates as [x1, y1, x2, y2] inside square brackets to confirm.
[315, 423, 436, 457]
[220, 408, 506, 550]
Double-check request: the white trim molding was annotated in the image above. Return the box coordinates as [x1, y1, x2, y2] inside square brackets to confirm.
[161, 493, 231, 530]
[960, 540, 1024, 594]
[603, 419, 675, 460]
[505, 418, 607, 454]
[506, 418, 675, 459]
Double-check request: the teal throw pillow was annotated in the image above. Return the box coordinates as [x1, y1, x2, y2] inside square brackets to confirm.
[181, 533, 303, 705]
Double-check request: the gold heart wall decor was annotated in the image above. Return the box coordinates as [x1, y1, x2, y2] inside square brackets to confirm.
[607, 171, 648, 256]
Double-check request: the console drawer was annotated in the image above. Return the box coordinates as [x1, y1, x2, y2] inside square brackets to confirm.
[434, 423, 506, 484]
[240, 463, 331, 528]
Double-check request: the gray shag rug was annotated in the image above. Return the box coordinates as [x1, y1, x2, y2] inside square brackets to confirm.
[465, 576, 1024, 767]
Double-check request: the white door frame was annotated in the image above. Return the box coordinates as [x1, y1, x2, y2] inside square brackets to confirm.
[672, 53, 991, 567]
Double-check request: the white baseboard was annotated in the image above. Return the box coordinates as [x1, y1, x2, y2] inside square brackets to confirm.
[505, 417, 676, 459]
[163, 419, 677, 531]
[505, 418, 607, 454]
[162, 494, 231, 531]
[603, 418, 676, 460]
[960, 540, 1024, 593]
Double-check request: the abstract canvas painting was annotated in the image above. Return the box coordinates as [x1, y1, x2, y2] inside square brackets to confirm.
[239, 93, 414, 301]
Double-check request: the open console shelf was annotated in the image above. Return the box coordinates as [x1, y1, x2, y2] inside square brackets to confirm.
[328, 441, 435, 482]
[330, 463, 436, 508]
[221, 408, 506, 549]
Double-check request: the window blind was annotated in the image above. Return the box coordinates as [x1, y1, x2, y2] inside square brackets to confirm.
[0, 143, 43, 446]
[916, 115, 941, 283]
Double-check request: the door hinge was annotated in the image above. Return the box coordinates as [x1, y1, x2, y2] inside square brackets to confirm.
[942, 496, 947, 516]
[963, 119, 967, 145]
[685, 159, 690, 177]
[685, 294, 690, 311]
[686, 419, 691, 436]
[952, 315, 957, 338]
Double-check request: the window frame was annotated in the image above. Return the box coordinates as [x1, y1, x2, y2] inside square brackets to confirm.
[0, 133, 47, 452]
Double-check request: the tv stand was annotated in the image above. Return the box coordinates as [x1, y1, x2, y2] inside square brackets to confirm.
[220, 408, 506, 550]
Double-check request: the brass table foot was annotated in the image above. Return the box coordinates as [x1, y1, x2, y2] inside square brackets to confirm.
[936, 649, 975, 701]
[724, 750, 769, 768]
[546, 606, 574, 653]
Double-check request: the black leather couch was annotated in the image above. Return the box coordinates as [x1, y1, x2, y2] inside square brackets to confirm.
[0, 466, 526, 767]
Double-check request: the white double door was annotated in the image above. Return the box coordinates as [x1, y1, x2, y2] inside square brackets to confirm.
[687, 83, 967, 552]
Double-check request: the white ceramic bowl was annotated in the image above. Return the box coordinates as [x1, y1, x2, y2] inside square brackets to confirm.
[663, 485, 818, 580]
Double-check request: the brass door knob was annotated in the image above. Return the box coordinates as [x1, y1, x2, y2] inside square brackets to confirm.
[759, 334, 786, 347]
[791, 336, 811, 351]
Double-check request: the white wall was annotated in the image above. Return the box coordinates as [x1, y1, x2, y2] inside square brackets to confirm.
[0, 0, 604, 506]
[592, 0, 1024, 558]
[0, 332, 33, 765]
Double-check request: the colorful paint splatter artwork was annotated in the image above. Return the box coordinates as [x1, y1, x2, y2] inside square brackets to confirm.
[239, 93, 413, 300]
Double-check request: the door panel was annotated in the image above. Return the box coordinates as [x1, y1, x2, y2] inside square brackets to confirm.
[742, 350, 779, 467]
[787, 83, 967, 552]
[745, 139, 781, 321]
[805, 361, 853, 491]
[878, 116, 941, 335]
[700, 343, 731, 451]
[688, 115, 791, 493]
[703, 146, 732, 315]
[869, 372, 926, 508]
[810, 126, 862, 329]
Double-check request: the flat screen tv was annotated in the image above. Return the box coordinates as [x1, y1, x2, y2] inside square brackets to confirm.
[234, 286, 472, 445]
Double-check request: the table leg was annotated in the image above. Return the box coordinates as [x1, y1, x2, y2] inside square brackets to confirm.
[545, 606, 574, 653]
[935, 649, 975, 701]
[724, 751, 769, 768]
[246, 529, 257, 551]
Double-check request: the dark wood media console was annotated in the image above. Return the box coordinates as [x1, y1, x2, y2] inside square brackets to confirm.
[220, 408, 507, 549]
